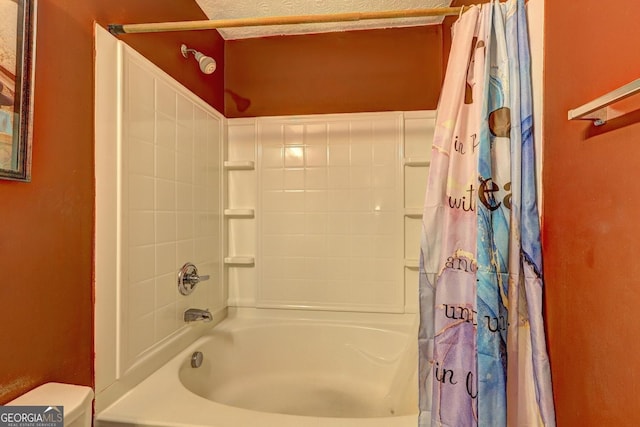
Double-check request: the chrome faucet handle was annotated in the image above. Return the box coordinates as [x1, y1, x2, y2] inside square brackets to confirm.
[183, 272, 210, 283]
[178, 262, 210, 296]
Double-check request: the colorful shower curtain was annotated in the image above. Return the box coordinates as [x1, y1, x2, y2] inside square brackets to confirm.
[418, 1, 556, 426]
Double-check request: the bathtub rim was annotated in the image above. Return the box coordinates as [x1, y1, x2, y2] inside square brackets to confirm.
[226, 306, 417, 328]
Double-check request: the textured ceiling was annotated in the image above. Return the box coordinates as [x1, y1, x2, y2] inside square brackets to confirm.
[195, 0, 454, 40]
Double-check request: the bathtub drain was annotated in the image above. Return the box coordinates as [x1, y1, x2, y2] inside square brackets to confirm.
[191, 351, 204, 368]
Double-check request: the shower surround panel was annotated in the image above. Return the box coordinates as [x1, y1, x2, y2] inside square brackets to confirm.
[95, 28, 226, 410]
[226, 112, 434, 313]
[122, 49, 224, 368]
[258, 117, 403, 311]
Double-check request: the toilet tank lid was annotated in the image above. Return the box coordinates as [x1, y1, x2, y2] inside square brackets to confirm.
[6, 382, 94, 419]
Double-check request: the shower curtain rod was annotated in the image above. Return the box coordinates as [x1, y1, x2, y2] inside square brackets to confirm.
[108, 7, 468, 35]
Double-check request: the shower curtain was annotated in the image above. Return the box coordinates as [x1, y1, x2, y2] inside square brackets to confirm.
[418, 1, 555, 426]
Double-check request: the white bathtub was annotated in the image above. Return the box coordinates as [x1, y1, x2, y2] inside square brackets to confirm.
[96, 308, 419, 427]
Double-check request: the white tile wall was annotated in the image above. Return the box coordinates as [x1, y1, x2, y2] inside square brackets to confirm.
[121, 48, 223, 369]
[403, 111, 436, 313]
[226, 112, 435, 314]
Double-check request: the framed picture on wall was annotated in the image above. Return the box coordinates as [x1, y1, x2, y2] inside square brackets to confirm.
[0, 0, 36, 182]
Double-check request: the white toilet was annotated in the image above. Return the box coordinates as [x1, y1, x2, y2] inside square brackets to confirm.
[7, 382, 93, 427]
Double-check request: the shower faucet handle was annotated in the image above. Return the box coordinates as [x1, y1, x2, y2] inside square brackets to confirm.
[178, 262, 210, 296]
[183, 272, 210, 284]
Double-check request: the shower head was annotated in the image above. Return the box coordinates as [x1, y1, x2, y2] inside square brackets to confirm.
[181, 44, 216, 75]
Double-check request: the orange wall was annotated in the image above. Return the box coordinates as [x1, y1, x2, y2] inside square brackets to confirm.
[0, 0, 223, 403]
[543, 1, 640, 425]
[224, 25, 444, 117]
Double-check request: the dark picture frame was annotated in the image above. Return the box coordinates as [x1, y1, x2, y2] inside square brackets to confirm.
[0, 0, 36, 182]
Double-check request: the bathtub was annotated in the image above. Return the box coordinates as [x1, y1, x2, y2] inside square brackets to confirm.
[96, 308, 419, 427]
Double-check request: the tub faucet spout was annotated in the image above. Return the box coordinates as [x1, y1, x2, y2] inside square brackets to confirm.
[184, 308, 213, 323]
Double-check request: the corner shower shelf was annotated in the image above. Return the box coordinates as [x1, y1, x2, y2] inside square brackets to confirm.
[224, 209, 255, 218]
[223, 160, 255, 170]
[404, 208, 423, 218]
[404, 157, 430, 167]
[568, 78, 640, 126]
[224, 256, 255, 266]
[404, 259, 420, 269]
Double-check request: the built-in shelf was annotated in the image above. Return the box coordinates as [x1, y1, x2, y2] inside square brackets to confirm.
[404, 157, 430, 167]
[224, 160, 255, 170]
[224, 209, 255, 218]
[568, 78, 640, 126]
[224, 256, 255, 266]
[404, 259, 420, 269]
[404, 208, 423, 218]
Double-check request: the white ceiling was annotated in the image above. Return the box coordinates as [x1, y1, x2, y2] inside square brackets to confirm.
[195, 0, 454, 40]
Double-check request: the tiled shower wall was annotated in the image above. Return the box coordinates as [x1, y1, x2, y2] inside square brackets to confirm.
[226, 112, 434, 313]
[95, 31, 224, 400]
[121, 47, 224, 369]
